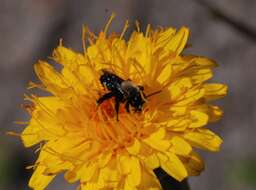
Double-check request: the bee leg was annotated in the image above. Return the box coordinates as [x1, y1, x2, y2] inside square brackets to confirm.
[115, 98, 121, 121]
[97, 92, 114, 105]
[125, 101, 130, 113]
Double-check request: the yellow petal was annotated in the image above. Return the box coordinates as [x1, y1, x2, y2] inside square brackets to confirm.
[22, 97, 67, 147]
[164, 27, 189, 55]
[127, 32, 152, 74]
[38, 137, 87, 177]
[192, 56, 217, 68]
[80, 163, 98, 182]
[87, 34, 112, 69]
[157, 62, 172, 84]
[34, 61, 70, 95]
[34, 61, 65, 87]
[43, 159, 72, 176]
[189, 111, 209, 128]
[144, 153, 160, 169]
[126, 138, 141, 155]
[169, 105, 187, 116]
[168, 77, 192, 101]
[86, 44, 99, 61]
[127, 157, 141, 187]
[29, 165, 55, 190]
[64, 169, 78, 183]
[29, 149, 57, 190]
[170, 136, 192, 155]
[208, 105, 223, 122]
[53, 45, 86, 67]
[21, 124, 42, 147]
[124, 180, 136, 190]
[143, 128, 170, 151]
[183, 129, 223, 151]
[77, 64, 96, 85]
[181, 56, 217, 68]
[99, 166, 119, 183]
[175, 88, 205, 106]
[61, 67, 86, 93]
[155, 28, 176, 50]
[118, 155, 131, 175]
[191, 68, 213, 83]
[98, 152, 112, 168]
[190, 104, 223, 122]
[173, 56, 216, 84]
[81, 183, 101, 190]
[140, 168, 161, 189]
[65, 162, 89, 183]
[159, 152, 188, 181]
[111, 38, 127, 70]
[181, 151, 205, 176]
[166, 118, 190, 131]
[204, 83, 228, 101]
[47, 133, 91, 160]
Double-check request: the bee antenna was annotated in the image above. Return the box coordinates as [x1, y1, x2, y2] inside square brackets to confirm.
[146, 90, 162, 98]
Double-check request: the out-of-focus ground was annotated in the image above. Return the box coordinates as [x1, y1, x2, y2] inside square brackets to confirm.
[0, 0, 255, 190]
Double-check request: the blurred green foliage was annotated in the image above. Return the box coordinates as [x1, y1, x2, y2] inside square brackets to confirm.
[227, 158, 256, 187]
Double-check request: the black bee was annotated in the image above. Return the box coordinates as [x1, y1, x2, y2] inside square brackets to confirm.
[97, 70, 161, 120]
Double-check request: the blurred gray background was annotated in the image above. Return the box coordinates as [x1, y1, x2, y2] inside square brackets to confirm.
[0, 0, 256, 189]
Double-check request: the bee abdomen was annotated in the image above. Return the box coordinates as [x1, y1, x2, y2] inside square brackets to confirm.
[100, 71, 123, 91]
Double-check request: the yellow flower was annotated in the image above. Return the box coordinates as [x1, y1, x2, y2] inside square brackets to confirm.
[21, 15, 227, 190]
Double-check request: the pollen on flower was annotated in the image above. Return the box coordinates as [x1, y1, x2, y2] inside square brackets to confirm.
[18, 14, 227, 190]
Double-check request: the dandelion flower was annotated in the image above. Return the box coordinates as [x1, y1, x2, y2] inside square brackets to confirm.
[20, 15, 227, 190]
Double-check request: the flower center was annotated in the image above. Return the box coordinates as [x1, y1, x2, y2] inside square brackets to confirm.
[97, 97, 126, 121]
[84, 93, 156, 157]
